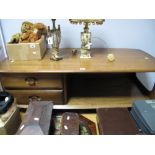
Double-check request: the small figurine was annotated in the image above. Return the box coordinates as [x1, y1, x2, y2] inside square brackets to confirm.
[72, 49, 78, 55]
[50, 19, 63, 61]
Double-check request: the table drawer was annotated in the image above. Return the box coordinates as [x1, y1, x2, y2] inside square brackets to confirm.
[1, 74, 63, 89]
[7, 90, 64, 105]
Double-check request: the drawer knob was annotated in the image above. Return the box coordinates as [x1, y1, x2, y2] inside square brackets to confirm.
[25, 77, 37, 86]
[29, 95, 41, 102]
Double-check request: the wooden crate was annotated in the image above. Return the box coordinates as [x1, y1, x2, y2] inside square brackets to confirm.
[6, 35, 47, 61]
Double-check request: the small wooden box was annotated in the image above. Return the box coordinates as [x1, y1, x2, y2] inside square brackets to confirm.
[6, 36, 47, 61]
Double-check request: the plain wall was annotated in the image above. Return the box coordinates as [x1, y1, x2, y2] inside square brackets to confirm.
[1, 19, 155, 91]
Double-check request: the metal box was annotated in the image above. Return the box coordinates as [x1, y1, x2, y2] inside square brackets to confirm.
[131, 100, 155, 134]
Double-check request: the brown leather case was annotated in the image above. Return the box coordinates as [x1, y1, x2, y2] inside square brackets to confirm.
[61, 112, 79, 135]
[97, 108, 139, 135]
[17, 101, 53, 135]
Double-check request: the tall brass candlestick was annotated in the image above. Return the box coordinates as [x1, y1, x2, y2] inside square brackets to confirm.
[50, 19, 63, 61]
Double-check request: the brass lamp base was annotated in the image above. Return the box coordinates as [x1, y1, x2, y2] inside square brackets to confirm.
[80, 49, 91, 59]
[50, 49, 63, 61]
[69, 19, 105, 59]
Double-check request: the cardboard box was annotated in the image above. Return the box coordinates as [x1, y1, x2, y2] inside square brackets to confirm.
[6, 35, 47, 60]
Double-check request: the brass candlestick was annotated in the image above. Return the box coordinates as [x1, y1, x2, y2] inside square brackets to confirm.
[69, 19, 105, 58]
[50, 19, 63, 61]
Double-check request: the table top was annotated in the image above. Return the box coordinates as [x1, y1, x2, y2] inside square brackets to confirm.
[0, 48, 155, 73]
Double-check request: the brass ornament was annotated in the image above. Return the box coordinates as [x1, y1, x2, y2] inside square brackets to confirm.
[50, 19, 63, 61]
[69, 19, 105, 59]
